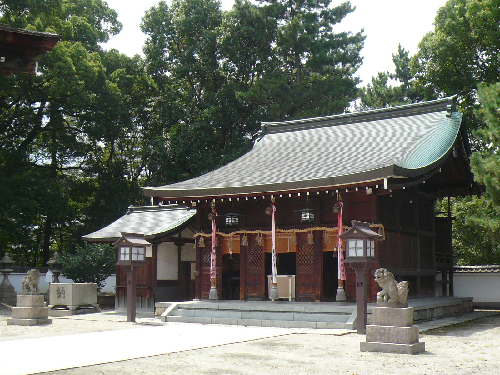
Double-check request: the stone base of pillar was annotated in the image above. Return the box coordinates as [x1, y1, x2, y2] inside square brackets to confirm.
[270, 283, 279, 301]
[360, 307, 425, 355]
[7, 294, 52, 326]
[335, 287, 346, 301]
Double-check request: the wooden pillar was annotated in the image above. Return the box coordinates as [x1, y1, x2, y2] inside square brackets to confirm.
[240, 234, 247, 300]
[313, 230, 323, 302]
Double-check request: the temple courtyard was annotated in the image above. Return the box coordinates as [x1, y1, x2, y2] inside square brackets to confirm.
[1, 308, 499, 374]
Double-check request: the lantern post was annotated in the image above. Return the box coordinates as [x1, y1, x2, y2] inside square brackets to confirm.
[114, 233, 148, 322]
[339, 220, 383, 334]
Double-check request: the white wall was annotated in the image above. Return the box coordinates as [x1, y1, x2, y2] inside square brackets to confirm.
[7, 272, 116, 294]
[157, 242, 178, 280]
[156, 227, 196, 281]
[454, 273, 500, 303]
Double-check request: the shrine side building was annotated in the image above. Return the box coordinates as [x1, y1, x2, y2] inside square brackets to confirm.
[143, 97, 481, 303]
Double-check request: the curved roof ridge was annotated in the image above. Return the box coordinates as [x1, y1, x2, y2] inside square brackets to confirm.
[261, 96, 457, 135]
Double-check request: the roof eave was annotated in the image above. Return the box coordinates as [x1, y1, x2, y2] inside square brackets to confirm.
[143, 166, 405, 200]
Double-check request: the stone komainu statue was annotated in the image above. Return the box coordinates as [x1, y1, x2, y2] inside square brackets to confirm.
[374, 268, 409, 307]
[21, 269, 41, 294]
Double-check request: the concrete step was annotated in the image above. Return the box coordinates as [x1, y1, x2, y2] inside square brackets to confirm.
[164, 315, 354, 329]
[159, 301, 356, 329]
[168, 308, 351, 323]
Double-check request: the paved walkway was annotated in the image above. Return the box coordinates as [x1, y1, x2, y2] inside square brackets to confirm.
[0, 309, 497, 375]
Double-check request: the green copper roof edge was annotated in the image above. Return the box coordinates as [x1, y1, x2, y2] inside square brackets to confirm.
[394, 112, 462, 172]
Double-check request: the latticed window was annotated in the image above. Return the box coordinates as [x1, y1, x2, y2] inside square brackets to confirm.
[297, 240, 314, 268]
[248, 241, 264, 268]
[202, 246, 221, 267]
[202, 247, 211, 267]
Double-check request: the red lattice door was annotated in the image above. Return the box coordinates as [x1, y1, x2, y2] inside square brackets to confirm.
[296, 232, 322, 301]
[245, 238, 265, 300]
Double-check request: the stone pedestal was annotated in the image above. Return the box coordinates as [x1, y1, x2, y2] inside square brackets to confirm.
[7, 294, 52, 326]
[49, 283, 100, 316]
[360, 307, 425, 354]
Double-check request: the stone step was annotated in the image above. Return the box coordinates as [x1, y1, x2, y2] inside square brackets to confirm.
[164, 315, 354, 329]
[168, 308, 351, 323]
[159, 301, 356, 329]
[172, 301, 355, 314]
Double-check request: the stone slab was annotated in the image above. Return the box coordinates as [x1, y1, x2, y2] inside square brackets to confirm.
[7, 318, 52, 326]
[49, 283, 97, 308]
[12, 306, 49, 319]
[360, 341, 425, 354]
[366, 324, 420, 344]
[16, 294, 45, 308]
[372, 306, 414, 327]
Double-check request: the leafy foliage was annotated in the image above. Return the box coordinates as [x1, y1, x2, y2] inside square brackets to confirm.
[437, 197, 500, 265]
[411, 0, 500, 130]
[141, 0, 364, 185]
[0, 1, 151, 265]
[471, 83, 500, 205]
[59, 242, 116, 290]
[359, 45, 423, 110]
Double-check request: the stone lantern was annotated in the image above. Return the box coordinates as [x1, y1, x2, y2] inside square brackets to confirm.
[47, 252, 62, 283]
[339, 220, 383, 334]
[114, 233, 148, 322]
[0, 252, 16, 307]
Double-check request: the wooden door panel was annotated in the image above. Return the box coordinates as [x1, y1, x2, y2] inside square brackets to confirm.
[296, 231, 322, 301]
[246, 239, 265, 300]
[296, 239, 315, 301]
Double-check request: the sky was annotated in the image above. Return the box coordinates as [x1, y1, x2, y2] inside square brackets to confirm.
[102, 0, 449, 85]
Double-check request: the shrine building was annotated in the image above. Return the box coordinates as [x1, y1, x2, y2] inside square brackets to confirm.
[142, 97, 481, 303]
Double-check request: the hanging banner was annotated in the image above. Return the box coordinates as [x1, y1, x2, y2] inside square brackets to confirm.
[271, 203, 277, 284]
[210, 209, 217, 280]
[337, 202, 346, 280]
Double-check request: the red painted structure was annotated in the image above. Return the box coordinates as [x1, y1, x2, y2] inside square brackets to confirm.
[144, 97, 481, 302]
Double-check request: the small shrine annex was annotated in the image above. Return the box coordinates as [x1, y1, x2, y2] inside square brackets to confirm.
[140, 96, 481, 303]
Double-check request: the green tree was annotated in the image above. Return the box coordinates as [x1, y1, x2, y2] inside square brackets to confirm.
[411, 0, 500, 129]
[359, 45, 423, 110]
[0, 1, 150, 265]
[142, 0, 258, 184]
[255, 0, 365, 119]
[59, 242, 116, 290]
[438, 197, 500, 265]
[141, 0, 364, 185]
[471, 83, 500, 206]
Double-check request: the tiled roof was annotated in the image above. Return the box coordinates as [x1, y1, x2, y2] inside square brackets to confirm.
[143, 97, 463, 199]
[454, 265, 500, 273]
[82, 205, 196, 242]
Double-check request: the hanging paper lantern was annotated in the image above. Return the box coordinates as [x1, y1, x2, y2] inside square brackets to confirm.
[198, 236, 205, 248]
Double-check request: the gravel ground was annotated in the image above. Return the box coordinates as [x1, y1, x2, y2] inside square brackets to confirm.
[1, 309, 500, 375]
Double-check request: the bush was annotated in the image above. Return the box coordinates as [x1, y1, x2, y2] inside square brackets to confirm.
[60, 242, 116, 290]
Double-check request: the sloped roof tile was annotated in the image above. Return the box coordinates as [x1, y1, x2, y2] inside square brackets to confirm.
[143, 97, 464, 199]
[82, 205, 196, 242]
